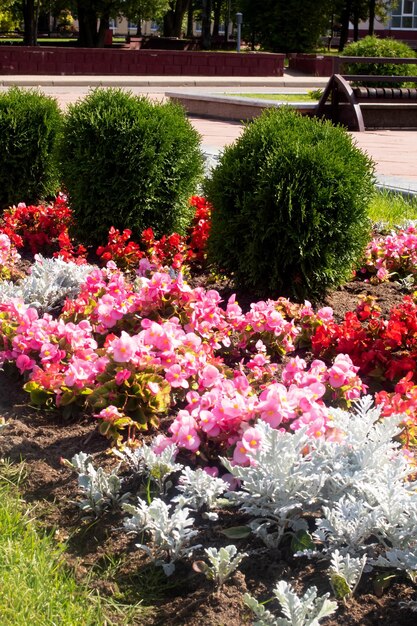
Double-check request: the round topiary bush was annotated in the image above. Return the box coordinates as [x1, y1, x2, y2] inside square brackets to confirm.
[205, 107, 375, 300]
[0, 88, 62, 209]
[59, 88, 204, 245]
[341, 36, 417, 87]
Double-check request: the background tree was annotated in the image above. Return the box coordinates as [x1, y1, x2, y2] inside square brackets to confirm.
[236, 0, 334, 53]
[75, 0, 119, 47]
[163, 0, 188, 36]
[336, 0, 399, 50]
[123, 0, 169, 35]
[0, 0, 19, 31]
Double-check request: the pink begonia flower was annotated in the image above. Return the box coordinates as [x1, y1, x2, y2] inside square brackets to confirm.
[111, 331, 137, 363]
[170, 411, 201, 451]
[115, 369, 131, 385]
[152, 434, 175, 454]
[203, 466, 219, 478]
[199, 363, 221, 388]
[16, 354, 35, 373]
[326, 427, 345, 443]
[96, 302, 124, 328]
[376, 266, 389, 281]
[165, 364, 189, 388]
[316, 307, 334, 322]
[241, 427, 262, 453]
[40, 342, 65, 363]
[96, 405, 124, 422]
[221, 473, 240, 490]
[147, 381, 160, 395]
[199, 410, 220, 436]
[327, 353, 357, 388]
[232, 440, 250, 465]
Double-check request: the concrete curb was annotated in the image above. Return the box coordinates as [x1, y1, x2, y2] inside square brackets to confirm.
[0, 75, 329, 88]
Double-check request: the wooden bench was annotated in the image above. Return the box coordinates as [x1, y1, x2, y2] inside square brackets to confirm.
[316, 56, 417, 131]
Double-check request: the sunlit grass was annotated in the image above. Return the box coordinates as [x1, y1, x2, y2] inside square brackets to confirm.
[225, 92, 317, 102]
[0, 460, 147, 625]
[368, 189, 417, 227]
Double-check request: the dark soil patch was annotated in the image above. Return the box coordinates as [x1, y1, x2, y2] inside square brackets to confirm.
[0, 279, 416, 625]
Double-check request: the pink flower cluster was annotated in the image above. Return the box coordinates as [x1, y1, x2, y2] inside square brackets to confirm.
[0, 264, 366, 465]
[360, 226, 417, 283]
[0, 233, 21, 279]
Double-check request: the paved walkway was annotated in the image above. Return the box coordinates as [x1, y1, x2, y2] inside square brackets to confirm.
[2, 73, 416, 194]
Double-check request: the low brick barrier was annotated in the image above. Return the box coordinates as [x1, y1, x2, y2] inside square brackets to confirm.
[0, 47, 285, 76]
[288, 54, 336, 77]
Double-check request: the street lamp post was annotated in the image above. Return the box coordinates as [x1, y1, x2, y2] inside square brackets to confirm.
[236, 12, 242, 52]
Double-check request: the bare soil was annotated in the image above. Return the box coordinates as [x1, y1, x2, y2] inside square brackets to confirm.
[0, 279, 416, 626]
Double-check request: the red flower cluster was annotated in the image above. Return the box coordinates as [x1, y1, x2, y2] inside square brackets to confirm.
[312, 295, 417, 384]
[96, 196, 213, 271]
[96, 227, 143, 270]
[0, 196, 86, 262]
[187, 195, 212, 262]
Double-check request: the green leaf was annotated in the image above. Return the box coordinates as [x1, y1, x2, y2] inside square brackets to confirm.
[59, 391, 77, 406]
[29, 387, 51, 406]
[290, 530, 315, 554]
[373, 572, 396, 597]
[330, 574, 351, 600]
[220, 525, 251, 539]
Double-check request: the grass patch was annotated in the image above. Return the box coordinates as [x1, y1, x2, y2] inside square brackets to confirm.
[368, 189, 417, 226]
[0, 459, 146, 625]
[225, 92, 318, 102]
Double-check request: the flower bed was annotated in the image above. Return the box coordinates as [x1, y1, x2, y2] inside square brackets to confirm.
[0, 197, 417, 625]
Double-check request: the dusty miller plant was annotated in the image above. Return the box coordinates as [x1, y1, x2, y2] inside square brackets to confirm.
[65, 452, 129, 516]
[113, 442, 182, 493]
[0, 255, 94, 313]
[328, 549, 367, 600]
[194, 545, 247, 586]
[244, 580, 338, 626]
[222, 422, 332, 547]
[222, 396, 417, 563]
[173, 466, 228, 520]
[123, 497, 200, 576]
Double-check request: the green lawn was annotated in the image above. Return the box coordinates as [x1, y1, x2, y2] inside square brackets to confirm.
[0, 461, 145, 626]
[368, 189, 417, 226]
[225, 92, 321, 102]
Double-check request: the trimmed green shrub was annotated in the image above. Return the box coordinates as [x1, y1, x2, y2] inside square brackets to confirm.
[341, 36, 417, 87]
[206, 107, 375, 300]
[0, 88, 62, 209]
[59, 88, 204, 245]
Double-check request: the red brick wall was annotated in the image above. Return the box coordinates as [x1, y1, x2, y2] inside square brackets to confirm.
[288, 54, 336, 77]
[0, 47, 285, 76]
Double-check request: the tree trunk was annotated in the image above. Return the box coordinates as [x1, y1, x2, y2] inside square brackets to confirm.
[163, 0, 189, 37]
[201, 0, 212, 49]
[186, 0, 193, 37]
[23, 0, 37, 45]
[136, 14, 143, 37]
[368, 0, 376, 36]
[77, 3, 98, 47]
[96, 14, 109, 47]
[212, 0, 221, 38]
[338, 0, 352, 51]
[353, 7, 359, 41]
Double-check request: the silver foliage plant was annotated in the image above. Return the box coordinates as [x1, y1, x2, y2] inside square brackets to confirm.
[64, 452, 129, 516]
[244, 580, 337, 626]
[328, 550, 367, 600]
[0, 255, 94, 313]
[196, 545, 247, 586]
[113, 442, 182, 493]
[222, 396, 417, 572]
[172, 466, 228, 520]
[122, 497, 200, 576]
